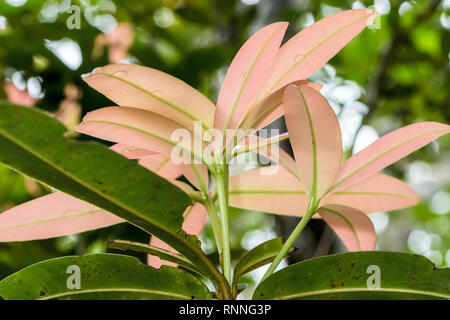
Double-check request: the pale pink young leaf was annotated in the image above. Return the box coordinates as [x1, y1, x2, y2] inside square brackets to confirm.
[112, 144, 205, 192]
[182, 202, 208, 236]
[255, 9, 377, 99]
[229, 165, 310, 217]
[181, 164, 209, 191]
[318, 204, 376, 251]
[111, 145, 206, 190]
[170, 180, 199, 200]
[0, 192, 123, 242]
[240, 80, 323, 130]
[110, 143, 156, 159]
[82, 64, 215, 130]
[234, 134, 300, 180]
[140, 157, 207, 193]
[322, 172, 419, 213]
[148, 203, 207, 267]
[283, 85, 342, 198]
[148, 236, 177, 268]
[139, 154, 182, 180]
[330, 122, 450, 192]
[214, 22, 288, 131]
[75, 106, 204, 163]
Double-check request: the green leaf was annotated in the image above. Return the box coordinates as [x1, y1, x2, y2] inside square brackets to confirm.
[107, 239, 203, 276]
[232, 238, 293, 297]
[0, 253, 212, 300]
[253, 251, 450, 300]
[0, 103, 227, 293]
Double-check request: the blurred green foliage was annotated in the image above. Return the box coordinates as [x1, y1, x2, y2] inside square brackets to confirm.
[0, 0, 449, 284]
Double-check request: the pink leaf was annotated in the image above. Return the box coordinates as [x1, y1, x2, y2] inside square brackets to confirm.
[234, 134, 300, 180]
[256, 9, 377, 98]
[75, 106, 203, 163]
[318, 204, 376, 251]
[240, 80, 322, 130]
[148, 203, 207, 267]
[180, 164, 209, 191]
[148, 237, 177, 268]
[110, 143, 157, 159]
[82, 64, 215, 130]
[139, 155, 182, 180]
[229, 165, 310, 216]
[112, 145, 206, 192]
[169, 180, 199, 200]
[214, 22, 288, 131]
[322, 173, 419, 213]
[330, 122, 450, 192]
[182, 203, 208, 236]
[283, 85, 342, 198]
[0, 192, 122, 242]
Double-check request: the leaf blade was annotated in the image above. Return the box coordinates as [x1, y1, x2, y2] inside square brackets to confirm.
[229, 165, 309, 216]
[0, 103, 223, 287]
[330, 122, 450, 192]
[232, 238, 293, 296]
[0, 253, 212, 300]
[147, 203, 207, 268]
[110, 143, 157, 159]
[322, 173, 419, 213]
[257, 9, 377, 97]
[107, 240, 202, 276]
[76, 106, 203, 163]
[214, 22, 287, 131]
[82, 64, 215, 130]
[283, 85, 342, 198]
[240, 80, 322, 130]
[318, 204, 376, 251]
[253, 251, 450, 300]
[0, 192, 122, 242]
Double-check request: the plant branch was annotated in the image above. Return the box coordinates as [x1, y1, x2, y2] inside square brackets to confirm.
[261, 200, 317, 282]
[204, 197, 223, 258]
[214, 164, 232, 285]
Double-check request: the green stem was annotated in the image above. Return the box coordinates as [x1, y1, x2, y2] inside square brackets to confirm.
[215, 164, 232, 285]
[261, 200, 317, 282]
[204, 197, 223, 257]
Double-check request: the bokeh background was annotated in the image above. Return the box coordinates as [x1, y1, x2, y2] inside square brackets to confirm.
[0, 0, 449, 296]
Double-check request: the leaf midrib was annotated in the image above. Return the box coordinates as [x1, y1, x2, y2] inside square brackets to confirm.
[0, 125, 213, 277]
[321, 206, 361, 250]
[229, 189, 306, 195]
[0, 126, 175, 237]
[298, 87, 318, 198]
[332, 191, 413, 200]
[107, 240, 202, 275]
[97, 72, 212, 130]
[84, 119, 205, 164]
[39, 288, 194, 300]
[264, 13, 373, 96]
[223, 25, 283, 131]
[330, 128, 448, 192]
[0, 208, 104, 232]
[273, 287, 450, 300]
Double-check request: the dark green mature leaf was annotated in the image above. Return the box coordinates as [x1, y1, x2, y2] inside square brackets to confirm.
[0, 103, 226, 293]
[253, 251, 450, 300]
[0, 253, 212, 300]
[232, 238, 293, 297]
[108, 239, 203, 276]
